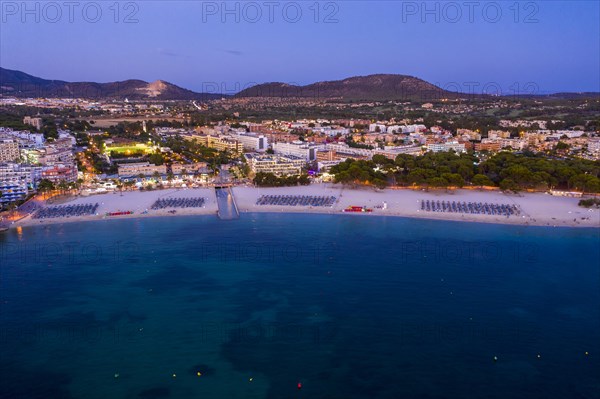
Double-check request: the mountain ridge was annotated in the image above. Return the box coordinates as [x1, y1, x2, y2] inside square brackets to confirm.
[234, 74, 462, 101]
[1, 68, 597, 101]
[0, 68, 223, 101]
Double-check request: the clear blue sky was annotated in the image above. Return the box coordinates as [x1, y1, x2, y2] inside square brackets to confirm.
[1, 1, 599, 94]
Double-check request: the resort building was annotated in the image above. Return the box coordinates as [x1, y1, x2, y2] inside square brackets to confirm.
[171, 162, 208, 175]
[0, 163, 43, 191]
[316, 150, 338, 162]
[316, 149, 370, 162]
[317, 160, 344, 172]
[271, 141, 321, 161]
[322, 143, 373, 158]
[117, 162, 167, 177]
[183, 134, 243, 155]
[0, 182, 28, 204]
[244, 154, 306, 176]
[373, 145, 423, 159]
[231, 132, 269, 152]
[41, 164, 78, 183]
[426, 141, 466, 153]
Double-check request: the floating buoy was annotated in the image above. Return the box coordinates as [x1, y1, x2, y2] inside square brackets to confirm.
[585, 351, 589, 356]
[172, 374, 177, 378]
[114, 373, 119, 379]
[197, 372, 202, 377]
[493, 356, 498, 362]
[249, 377, 253, 382]
[537, 354, 541, 359]
[297, 382, 302, 390]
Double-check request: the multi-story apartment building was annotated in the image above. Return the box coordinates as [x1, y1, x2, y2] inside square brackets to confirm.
[310, 127, 351, 137]
[38, 147, 74, 165]
[498, 138, 528, 150]
[587, 138, 600, 156]
[316, 150, 337, 162]
[0, 128, 45, 148]
[487, 130, 511, 139]
[474, 139, 502, 152]
[369, 123, 387, 133]
[23, 116, 43, 130]
[0, 137, 20, 163]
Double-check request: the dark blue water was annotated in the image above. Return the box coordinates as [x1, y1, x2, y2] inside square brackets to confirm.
[1, 214, 599, 399]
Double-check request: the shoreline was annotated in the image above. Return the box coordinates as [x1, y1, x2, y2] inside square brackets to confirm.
[7, 184, 600, 230]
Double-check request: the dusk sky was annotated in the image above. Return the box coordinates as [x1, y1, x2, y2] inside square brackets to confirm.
[1, 1, 599, 94]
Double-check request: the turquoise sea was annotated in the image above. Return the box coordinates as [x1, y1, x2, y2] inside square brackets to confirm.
[0, 214, 599, 399]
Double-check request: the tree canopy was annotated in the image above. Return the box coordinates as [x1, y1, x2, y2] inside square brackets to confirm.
[328, 151, 600, 192]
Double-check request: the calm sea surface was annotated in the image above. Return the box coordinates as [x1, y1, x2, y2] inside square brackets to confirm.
[0, 214, 599, 399]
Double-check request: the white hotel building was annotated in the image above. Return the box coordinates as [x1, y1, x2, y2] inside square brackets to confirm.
[426, 142, 466, 153]
[231, 132, 269, 153]
[244, 154, 306, 176]
[272, 141, 321, 161]
[588, 138, 600, 154]
[0, 163, 44, 203]
[323, 143, 373, 158]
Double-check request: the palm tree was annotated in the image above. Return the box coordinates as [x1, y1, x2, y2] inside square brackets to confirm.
[124, 180, 136, 191]
[37, 179, 55, 199]
[115, 180, 124, 196]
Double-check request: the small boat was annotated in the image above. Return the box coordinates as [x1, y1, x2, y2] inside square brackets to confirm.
[343, 206, 373, 213]
[106, 211, 134, 217]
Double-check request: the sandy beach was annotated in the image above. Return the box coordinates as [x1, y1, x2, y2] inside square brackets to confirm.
[12, 184, 600, 229]
[15, 188, 218, 227]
